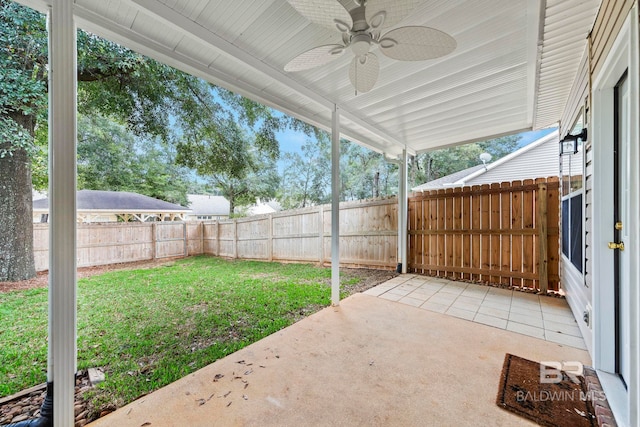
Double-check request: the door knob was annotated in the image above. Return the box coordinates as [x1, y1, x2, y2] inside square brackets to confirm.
[608, 241, 625, 251]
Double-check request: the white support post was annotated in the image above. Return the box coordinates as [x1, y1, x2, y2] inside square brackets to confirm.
[331, 106, 340, 305]
[47, 1, 78, 425]
[398, 149, 408, 274]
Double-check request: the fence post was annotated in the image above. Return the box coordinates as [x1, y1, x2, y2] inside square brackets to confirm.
[318, 205, 324, 265]
[183, 222, 187, 256]
[234, 219, 238, 259]
[216, 221, 220, 256]
[267, 214, 273, 262]
[200, 222, 204, 255]
[537, 181, 549, 293]
[151, 222, 157, 260]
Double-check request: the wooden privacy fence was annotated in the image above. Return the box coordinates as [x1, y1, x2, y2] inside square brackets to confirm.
[33, 222, 194, 271]
[407, 177, 560, 291]
[201, 198, 397, 268]
[32, 198, 398, 272]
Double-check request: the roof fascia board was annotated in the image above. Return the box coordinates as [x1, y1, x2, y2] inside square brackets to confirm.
[42, 209, 192, 213]
[127, 0, 407, 151]
[528, 0, 546, 126]
[14, 0, 49, 13]
[414, 127, 534, 154]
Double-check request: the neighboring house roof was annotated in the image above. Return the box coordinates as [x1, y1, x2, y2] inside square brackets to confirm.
[186, 194, 230, 217]
[412, 130, 567, 191]
[33, 190, 190, 212]
[246, 199, 282, 216]
[413, 165, 486, 191]
[32, 190, 47, 201]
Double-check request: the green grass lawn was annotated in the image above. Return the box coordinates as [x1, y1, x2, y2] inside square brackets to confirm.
[0, 256, 368, 417]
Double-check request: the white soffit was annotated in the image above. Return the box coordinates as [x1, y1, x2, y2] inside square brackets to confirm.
[16, 0, 599, 156]
[534, 0, 601, 129]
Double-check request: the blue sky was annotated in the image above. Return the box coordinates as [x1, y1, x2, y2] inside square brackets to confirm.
[516, 127, 557, 147]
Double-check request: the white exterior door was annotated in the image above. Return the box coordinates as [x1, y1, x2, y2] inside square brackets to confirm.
[614, 72, 630, 386]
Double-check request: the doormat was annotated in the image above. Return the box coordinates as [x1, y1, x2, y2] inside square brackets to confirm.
[496, 354, 598, 427]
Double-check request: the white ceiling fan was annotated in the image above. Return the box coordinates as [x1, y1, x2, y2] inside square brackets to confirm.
[284, 0, 457, 94]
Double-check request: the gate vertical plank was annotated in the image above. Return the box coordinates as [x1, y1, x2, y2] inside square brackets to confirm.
[537, 178, 549, 293]
[511, 181, 523, 287]
[408, 198, 416, 272]
[429, 195, 438, 276]
[462, 187, 471, 280]
[522, 179, 535, 289]
[453, 187, 463, 280]
[547, 177, 560, 291]
[445, 188, 454, 278]
[500, 182, 512, 286]
[480, 184, 491, 282]
[418, 197, 426, 275]
[437, 190, 446, 276]
[422, 196, 430, 275]
[490, 183, 501, 284]
[471, 185, 481, 281]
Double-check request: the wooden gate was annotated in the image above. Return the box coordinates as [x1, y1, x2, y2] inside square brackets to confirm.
[408, 177, 560, 291]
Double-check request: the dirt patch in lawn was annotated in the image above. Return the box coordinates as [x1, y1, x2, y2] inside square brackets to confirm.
[337, 268, 399, 295]
[0, 258, 180, 293]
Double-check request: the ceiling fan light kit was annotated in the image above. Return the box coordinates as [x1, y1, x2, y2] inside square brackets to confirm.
[284, 0, 457, 94]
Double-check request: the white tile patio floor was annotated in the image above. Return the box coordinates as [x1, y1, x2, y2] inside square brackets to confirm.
[364, 274, 587, 350]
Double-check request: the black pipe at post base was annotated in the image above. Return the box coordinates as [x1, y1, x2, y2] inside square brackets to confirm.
[396, 263, 402, 273]
[2, 383, 53, 427]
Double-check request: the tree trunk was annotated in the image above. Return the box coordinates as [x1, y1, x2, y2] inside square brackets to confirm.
[373, 171, 380, 198]
[0, 113, 36, 281]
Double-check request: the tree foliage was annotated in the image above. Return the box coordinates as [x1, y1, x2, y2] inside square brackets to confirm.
[77, 114, 191, 206]
[409, 135, 521, 186]
[279, 133, 332, 209]
[340, 141, 397, 201]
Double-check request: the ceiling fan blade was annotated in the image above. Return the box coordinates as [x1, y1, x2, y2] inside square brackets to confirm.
[284, 44, 346, 72]
[349, 53, 379, 93]
[379, 26, 456, 61]
[286, 0, 352, 32]
[365, 0, 423, 29]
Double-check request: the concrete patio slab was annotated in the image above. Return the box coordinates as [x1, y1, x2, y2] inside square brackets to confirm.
[90, 293, 591, 427]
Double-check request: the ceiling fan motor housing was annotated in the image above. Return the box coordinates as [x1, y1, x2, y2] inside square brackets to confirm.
[350, 33, 372, 56]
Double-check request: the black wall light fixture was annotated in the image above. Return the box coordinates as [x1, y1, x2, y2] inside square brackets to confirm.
[560, 128, 587, 156]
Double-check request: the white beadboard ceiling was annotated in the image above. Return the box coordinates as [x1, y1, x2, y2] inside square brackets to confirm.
[18, 0, 600, 157]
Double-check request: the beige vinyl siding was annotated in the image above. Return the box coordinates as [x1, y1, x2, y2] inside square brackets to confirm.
[584, 145, 594, 288]
[465, 137, 560, 186]
[589, 0, 634, 79]
[557, 42, 590, 286]
[560, 46, 590, 138]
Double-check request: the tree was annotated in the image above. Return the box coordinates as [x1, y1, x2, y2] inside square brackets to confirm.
[208, 154, 280, 216]
[279, 133, 331, 209]
[409, 135, 521, 187]
[1, 1, 290, 280]
[1, 1, 48, 281]
[76, 114, 191, 206]
[340, 141, 397, 201]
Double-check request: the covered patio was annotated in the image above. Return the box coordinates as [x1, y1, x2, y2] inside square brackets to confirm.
[13, 0, 639, 425]
[90, 277, 590, 426]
